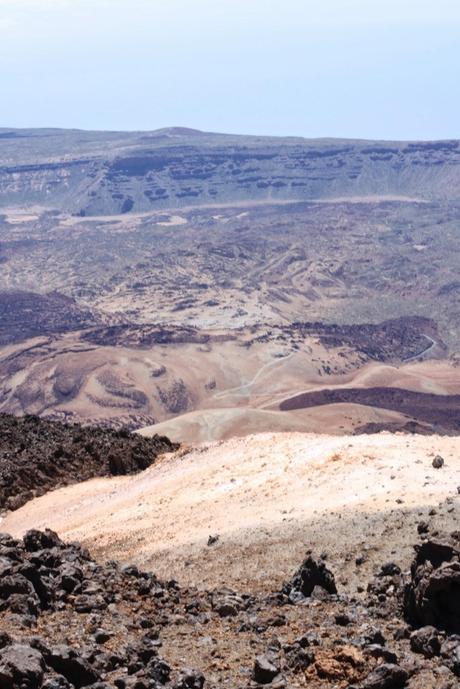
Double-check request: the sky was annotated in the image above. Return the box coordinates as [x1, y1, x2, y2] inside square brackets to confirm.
[1, 0, 459, 140]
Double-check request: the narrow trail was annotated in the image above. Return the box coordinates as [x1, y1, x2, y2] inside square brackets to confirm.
[402, 334, 438, 363]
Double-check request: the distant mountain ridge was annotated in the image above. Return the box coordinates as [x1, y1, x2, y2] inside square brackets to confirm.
[0, 128, 459, 215]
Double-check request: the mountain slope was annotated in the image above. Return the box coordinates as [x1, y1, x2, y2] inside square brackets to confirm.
[4, 431, 459, 592]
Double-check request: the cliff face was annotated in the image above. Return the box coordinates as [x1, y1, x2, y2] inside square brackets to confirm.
[1, 128, 459, 215]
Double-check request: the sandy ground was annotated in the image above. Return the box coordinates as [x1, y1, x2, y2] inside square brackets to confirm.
[314, 195, 428, 204]
[138, 404, 407, 444]
[137, 358, 460, 443]
[2, 318, 459, 441]
[4, 432, 460, 592]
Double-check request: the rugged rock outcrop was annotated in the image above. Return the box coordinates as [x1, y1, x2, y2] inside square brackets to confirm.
[0, 414, 178, 512]
[404, 539, 460, 633]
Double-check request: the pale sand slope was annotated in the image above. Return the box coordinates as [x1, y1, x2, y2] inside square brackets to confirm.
[4, 432, 460, 592]
[138, 404, 407, 444]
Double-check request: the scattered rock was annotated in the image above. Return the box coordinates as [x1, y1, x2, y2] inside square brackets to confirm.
[417, 521, 430, 535]
[0, 523, 459, 689]
[282, 554, 337, 601]
[378, 562, 401, 577]
[440, 636, 460, 677]
[46, 645, 100, 688]
[173, 668, 205, 689]
[432, 455, 445, 469]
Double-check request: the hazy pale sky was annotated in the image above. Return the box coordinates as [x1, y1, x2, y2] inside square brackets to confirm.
[1, 0, 459, 139]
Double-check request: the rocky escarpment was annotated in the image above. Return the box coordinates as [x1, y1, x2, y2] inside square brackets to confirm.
[0, 129, 459, 215]
[0, 414, 177, 512]
[1, 530, 460, 688]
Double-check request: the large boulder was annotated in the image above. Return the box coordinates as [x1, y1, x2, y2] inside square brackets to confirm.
[0, 643, 45, 689]
[404, 540, 460, 633]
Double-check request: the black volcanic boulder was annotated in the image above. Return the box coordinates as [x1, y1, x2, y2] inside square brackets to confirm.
[23, 528, 63, 552]
[46, 645, 100, 687]
[404, 540, 460, 632]
[0, 643, 45, 689]
[432, 454, 445, 469]
[253, 655, 280, 684]
[283, 554, 337, 602]
[409, 626, 442, 657]
[361, 663, 408, 688]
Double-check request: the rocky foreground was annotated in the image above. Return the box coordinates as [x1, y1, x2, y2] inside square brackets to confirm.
[0, 527, 460, 689]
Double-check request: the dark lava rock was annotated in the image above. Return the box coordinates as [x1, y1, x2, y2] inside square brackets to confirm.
[215, 599, 239, 617]
[365, 645, 398, 664]
[410, 626, 442, 657]
[404, 540, 460, 632]
[213, 591, 249, 617]
[0, 530, 199, 687]
[335, 612, 352, 626]
[283, 645, 314, 672]
[417, 521, 429, 535]
[253, 655, 280, 684]
[42, 679, 72, 689]
[46, 645, 100, 687]
[359, 625, 386, 646]
[361, 662, 408, 688]
[432, 455, 445, 469]
[0, 643, 45, 689]
[23, 528, 63, 552]
[378, 562, 401, 577]
[440, 636, 460, 677]
[282, 554, 337, 600]
[94, 630, 112, 645]
[3, 518, 460, 689]
[0, 414, 178, 512]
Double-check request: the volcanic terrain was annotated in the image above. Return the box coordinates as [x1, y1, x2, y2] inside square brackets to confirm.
[0, 128, 459, 438]
[1, 419, 460, 688]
